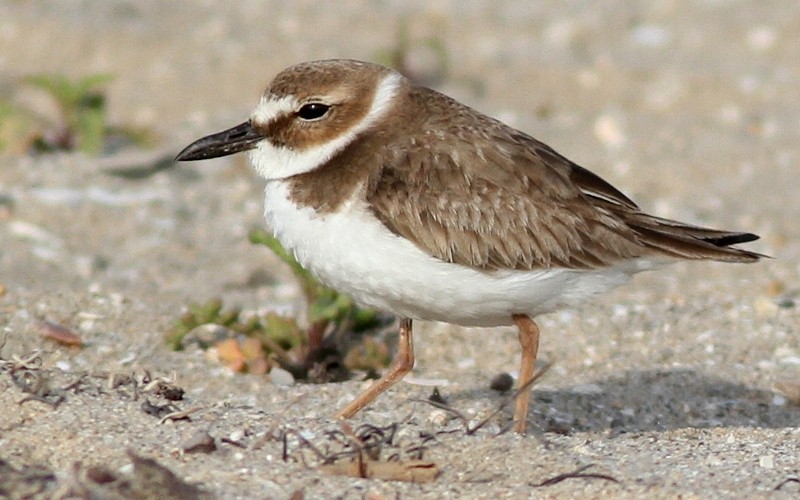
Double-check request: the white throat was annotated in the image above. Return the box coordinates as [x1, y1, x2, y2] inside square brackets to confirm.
[247, 72, 402, 180]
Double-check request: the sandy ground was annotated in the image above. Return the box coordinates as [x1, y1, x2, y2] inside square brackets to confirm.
[1, 1, 799, 498]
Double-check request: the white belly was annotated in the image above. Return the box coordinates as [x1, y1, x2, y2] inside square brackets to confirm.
[263, 181, 652, 327]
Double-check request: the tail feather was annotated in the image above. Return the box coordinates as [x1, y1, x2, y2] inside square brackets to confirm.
[629, 215, 763, 263]
[698, 232, 759, 247]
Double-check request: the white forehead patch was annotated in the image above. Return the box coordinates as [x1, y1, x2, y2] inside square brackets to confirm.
[247, 71, 403, 181]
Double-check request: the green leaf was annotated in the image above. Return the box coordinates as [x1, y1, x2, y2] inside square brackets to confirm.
[257, 313, 305, 350]
[76, 97, 106, 154]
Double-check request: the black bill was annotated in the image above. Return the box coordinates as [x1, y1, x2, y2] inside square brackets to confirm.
[175, 121, 264, 161]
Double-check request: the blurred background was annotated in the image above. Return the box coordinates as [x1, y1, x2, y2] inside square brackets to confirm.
[1, 1, 798, 497]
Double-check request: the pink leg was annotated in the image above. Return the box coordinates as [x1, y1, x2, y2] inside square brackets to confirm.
[512, 314, 540, 433]
[336, 318, 414, 418]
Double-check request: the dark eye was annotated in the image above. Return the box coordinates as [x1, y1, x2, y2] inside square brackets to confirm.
[296, 103, 330, 120]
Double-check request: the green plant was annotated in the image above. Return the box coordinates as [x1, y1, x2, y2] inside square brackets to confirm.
[166, 231, 390, 382]
[24, 73, 114, 154]
[0, 72, 151, 155]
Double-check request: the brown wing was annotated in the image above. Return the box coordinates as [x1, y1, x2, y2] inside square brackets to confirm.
[366, 92, 760, 270]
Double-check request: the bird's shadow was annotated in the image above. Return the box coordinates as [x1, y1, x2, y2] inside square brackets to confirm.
[440, 369, 798, 434]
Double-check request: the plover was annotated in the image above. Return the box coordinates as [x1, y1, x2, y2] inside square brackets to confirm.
[176, 59, 761, 433]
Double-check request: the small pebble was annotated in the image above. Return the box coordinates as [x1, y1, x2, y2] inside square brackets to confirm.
[269, 366, 295, 386]
[489, 372, 514, 392]
[772, 394, 787, 407]
[759, 455, 775, 469]
[183, 430, 216, 454]
[428, 409, 450, 426]
[776, 292, 797, 309]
